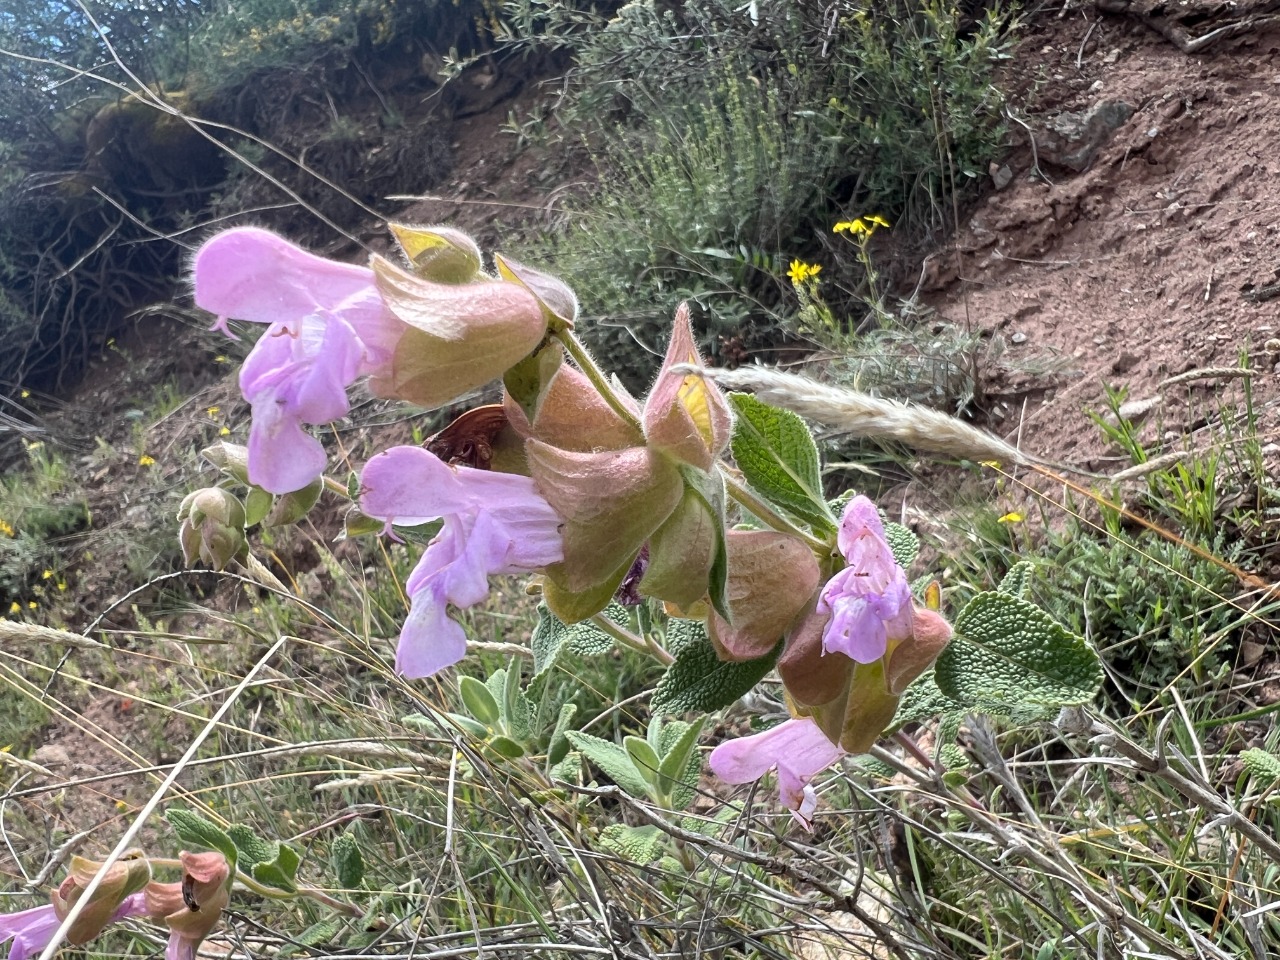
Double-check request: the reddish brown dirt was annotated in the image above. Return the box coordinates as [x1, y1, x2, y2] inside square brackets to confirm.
[923, 10, 1280, 470]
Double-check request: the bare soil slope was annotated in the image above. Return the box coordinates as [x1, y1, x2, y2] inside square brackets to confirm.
[924, 6, 1280, 468]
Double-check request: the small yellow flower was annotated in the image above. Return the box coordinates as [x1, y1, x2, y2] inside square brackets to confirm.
[41, 570, 52, 580]
[8, 602, 19, 614]
[138, 455, 156, 467]
[214, 355, 229, 364]
[219, 426, 231, 437]
[997, 511, 1024, 524]
[787, 260, 821, 284]
[57, 581, 67, 592]
[0, 519, 14, 538]
[27, 601, 37, 610]
[20, 389, 29, 399]
[206, 406, 220, 418]
[867, 214, 891, 229]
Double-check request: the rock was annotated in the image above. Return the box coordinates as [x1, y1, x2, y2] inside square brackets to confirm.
[989, 162, 1013, 190]
[1037, 100, 1136, 172]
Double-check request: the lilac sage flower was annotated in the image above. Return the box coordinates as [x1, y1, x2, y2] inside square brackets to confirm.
[709, 717, 845, 829]
[360, 446, 564, 677]
[817, 495, 913, 664]
[1, 893, 148, 960]
[194, 227, 399, 494]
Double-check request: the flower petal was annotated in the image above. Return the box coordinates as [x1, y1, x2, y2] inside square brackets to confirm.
[193, 227, 377, 327]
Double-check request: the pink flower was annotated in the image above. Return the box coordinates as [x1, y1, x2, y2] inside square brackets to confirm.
[817, 496, 913, 663]
[709, 718, 845, 829]
[1, 894, 148, 960]
[193, 227, 399, 493]
[143, 851, 230, 960]
[360, 446, 564, 677]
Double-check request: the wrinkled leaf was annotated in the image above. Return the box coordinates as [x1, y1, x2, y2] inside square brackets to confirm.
[165, 809, 238, 869]
[565, 731, 650, 799]
[652, 634, 782, 714]
[728, 393, 835, 534]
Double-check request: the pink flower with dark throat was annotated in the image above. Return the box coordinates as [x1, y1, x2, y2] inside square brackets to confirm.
[360, 446, 564, 677]
[817, 496, 913, 663]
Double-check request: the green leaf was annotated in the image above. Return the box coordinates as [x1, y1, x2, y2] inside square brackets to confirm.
[657, 717, 705, 811]
[727, 393, 835, 533]
[937, 592, 1103, 709]
[251, 841, 301, 893]
[565, 731, 650, 799]
[502, 661, 533, 740]
[550, 750, 582, 785]
[547, 702, 577, 767]
[459, 676, 500, 726]
[998, 561, 1035, 599]
[883, 521, 919, 570]
[1241, 748, 1280, 786]
[488, 735, 526, 759]
[164, 809, 238, 869]
[624, 736, 662, 786]
[226, 824, 273, 868]
[652, 634, 783, 715]
[443, 712, 490, 739]
[680, 465, 730, 620]
[530, 603, 622, 679]
[330, 833, 364, 889]
[597, 824, 665, 864]
[265, 478, 322, 527]
[339, 507, 385, 541]
[243, 487, 273, 528]
[663, 617, 707, 657]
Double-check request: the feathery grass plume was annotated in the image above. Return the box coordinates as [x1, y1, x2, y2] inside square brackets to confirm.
[0, 621, 108, 650]
[675, 364, 1027, 465]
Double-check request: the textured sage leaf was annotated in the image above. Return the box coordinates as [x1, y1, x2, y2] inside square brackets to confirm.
[597, 824, 664, 864]
[565, 731, 650, 799]
[165, 809, 238, 869]
[330, 833, 364, 888]
[1241, 748, 1280, 785]
[652, 634, 782, 715]
[998, 561, 1035, 599]
[938, 592, 1102, 708]
[728, 393, 835, 533]
[227, 824, 273, 868]
[883, 520, 919, 570]
[251, 841, 301, 893]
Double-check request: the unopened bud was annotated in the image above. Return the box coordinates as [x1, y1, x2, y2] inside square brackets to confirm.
[178, 488, 247, 570]
[200, 441, 251, 485]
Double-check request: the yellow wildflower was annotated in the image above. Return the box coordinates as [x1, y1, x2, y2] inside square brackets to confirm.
[219, 426, 231, 437]
[997, 511, 1024, 524]
[0, 519, 14, 538]
[41, 570, 52, 580]
[20, 389, 29, 398]
[207, 406, 220, 417]
[787, 260, 821, 284]
[138, 455, 156, 467]
[8, 602, 19, 614]
[27, 601, 36, 610]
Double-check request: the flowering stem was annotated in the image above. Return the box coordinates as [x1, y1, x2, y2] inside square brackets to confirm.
[556, 330, 643, 433]
[589, 612, 673, 665]
[724, 475, 830, 554]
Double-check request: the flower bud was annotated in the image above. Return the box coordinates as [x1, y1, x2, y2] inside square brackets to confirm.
[178, 488, 247, 570]
[144, 850, 230, 960]
[642, 304, 733, 471]
[706, 530, 821, 661]
[200, 441, 251, 485]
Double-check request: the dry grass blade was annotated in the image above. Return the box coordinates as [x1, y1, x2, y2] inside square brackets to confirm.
[0, 620, 108, 650]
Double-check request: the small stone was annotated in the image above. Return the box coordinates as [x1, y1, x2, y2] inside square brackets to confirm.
[1240, 640, 1267, 667]
[1118, 397, 1159, 421]
[1111, 351, 1140, 373]
[1263, 338, 1280, 352]
[1010, 331, 1028, 345]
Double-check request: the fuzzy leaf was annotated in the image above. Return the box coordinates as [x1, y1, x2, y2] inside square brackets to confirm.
[938, 592, 1102, 708]
[998, 561, 1035, 599]
[164, 810, 238, 869]
[565, 731, 650, 799]
[251, 841, 301, 893]
[243, 487, 273, 528]
[728, 393, 835, 533]
[226, 825, 273, 868]
[884, 521, 919, 570]
[652, 634, 783, 715]
[598, 824, 665, 864]
[330, 833, 364, 889]
[1241, 748, 1280, 786]
[657, 717, 705, 811]
[530, 603, 625, 678]
[664, 617, 707, 657]
[459, 676, 500, 726]
[547, 703, 577, 767]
